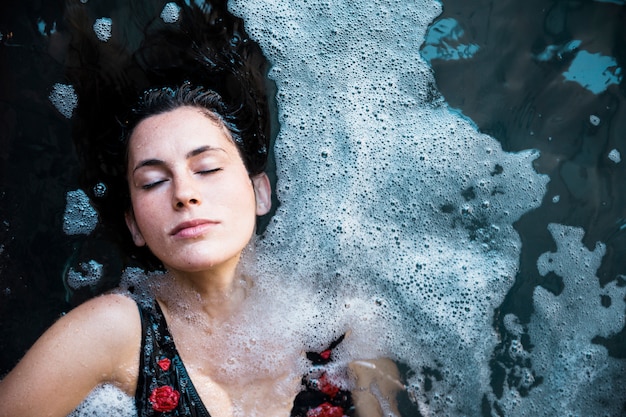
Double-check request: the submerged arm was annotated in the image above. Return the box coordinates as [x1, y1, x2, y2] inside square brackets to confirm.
[0, 293, 140, 417]
[350, 358, 404, 417]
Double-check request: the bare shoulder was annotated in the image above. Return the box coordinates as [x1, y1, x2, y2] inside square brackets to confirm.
[0, 293, 141, 417]
[61, 293, 142, 383]
[41, 292, 141, 355]
[67, 292, 140, 334]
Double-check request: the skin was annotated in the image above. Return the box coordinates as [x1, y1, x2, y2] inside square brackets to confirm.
[0, 106, 272, 417]
[124, 106, 271, 303]
[351, 359, 404, 417]
[0, 106, 403, 417]
[0, 294, 140, 417]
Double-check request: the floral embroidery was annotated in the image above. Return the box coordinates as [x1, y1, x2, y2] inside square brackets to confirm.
[318, 373, 340, 398]
[306, 402, 345, 417]
[149, 385, 180, 412]
[319, 349, 332, 360]
[157, 357, 172, 372]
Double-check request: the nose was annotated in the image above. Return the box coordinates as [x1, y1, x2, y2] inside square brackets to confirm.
[172, 174, 202, 209]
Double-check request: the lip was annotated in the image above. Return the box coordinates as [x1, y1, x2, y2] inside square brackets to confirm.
[170, 219, 219, 239]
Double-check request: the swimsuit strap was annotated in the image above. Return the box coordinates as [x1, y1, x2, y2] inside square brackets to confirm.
[134, 298, 355, 417]
[135, 300, 212, 417]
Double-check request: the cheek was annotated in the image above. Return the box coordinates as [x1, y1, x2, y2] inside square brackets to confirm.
[231, 182, 257, 213]
[130, 195, 160, 230]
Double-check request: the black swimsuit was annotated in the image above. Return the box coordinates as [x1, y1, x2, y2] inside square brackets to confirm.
[135, 300, 354, 417]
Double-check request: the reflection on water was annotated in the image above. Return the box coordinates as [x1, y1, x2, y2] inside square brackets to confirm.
[0, 0, 624, 416]
[427, 0, 626, 414]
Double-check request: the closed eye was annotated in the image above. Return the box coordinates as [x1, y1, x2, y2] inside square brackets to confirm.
[197, 168, 222, 175]
[141, 179, 168, 190]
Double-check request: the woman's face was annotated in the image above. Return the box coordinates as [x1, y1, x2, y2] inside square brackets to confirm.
[124, 106, 270, 274]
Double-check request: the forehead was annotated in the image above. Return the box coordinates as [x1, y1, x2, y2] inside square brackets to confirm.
[127, 106, 236, 159]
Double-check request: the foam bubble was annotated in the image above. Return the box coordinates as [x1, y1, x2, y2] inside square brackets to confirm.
[160, 2, 181, 23]
[93, 17, 112, 42]
[66, 260, 103, 289]
[69, 384, 135, 417]
[231, 0, 547, 414]
[63, 189, 98, 235]
[92, 182, 107, 198]
[608, 148, 621, 163]
[117, 267, 163, 309]
[49, 83, 78, 119]
[496, 224, 626, 416]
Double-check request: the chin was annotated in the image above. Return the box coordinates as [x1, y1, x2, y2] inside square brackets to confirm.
[156, 241, 248, 273]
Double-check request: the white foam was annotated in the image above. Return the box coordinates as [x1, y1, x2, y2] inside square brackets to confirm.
[66, 260, 103, 289]
[496, 224, 626, 416]
[231, 0, 547, 414]
[93, 17, 112, 42]
[62, 189, 98, 235]
[160, 2, 181, 23]
[608, 148, 621, 163]
[69, 384, 135, 417]
[49, 83, 78, 119]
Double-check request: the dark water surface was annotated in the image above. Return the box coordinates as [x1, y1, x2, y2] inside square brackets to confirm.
[425, 0, 626, 412]
[1, 0, 625, 415]
[0, 0, 76, 372]
[428, 0, 626, 337]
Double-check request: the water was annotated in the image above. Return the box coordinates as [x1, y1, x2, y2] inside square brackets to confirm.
[421, 1, 626, 415]
[1, 0, 625, 416]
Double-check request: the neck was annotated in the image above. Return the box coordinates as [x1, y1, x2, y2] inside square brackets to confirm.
[157, 256, 250, 321]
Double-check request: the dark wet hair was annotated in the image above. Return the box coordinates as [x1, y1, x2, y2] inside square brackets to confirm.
[115, 83, 267, 269]
[64, 0, 276, 270]
[122, 82, 265, 176]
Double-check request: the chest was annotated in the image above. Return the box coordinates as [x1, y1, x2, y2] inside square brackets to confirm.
[146, 312, 305, 417]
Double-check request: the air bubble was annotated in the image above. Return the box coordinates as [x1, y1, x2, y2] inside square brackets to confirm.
[608, 149, 621, 163]
[93, 17, 112, 42]
[93, 182, 107, 198]
[49, 83, 78, 119]
[66, 260, 104, 289]
[160, 2, 181, 23]
[63, 189, 98, 235]
[68, 384, 135, 417]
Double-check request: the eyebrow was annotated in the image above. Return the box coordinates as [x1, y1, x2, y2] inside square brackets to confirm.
[132, 145, 225, 173]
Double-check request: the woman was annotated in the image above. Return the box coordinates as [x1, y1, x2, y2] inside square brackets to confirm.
[0, 83, 403, 417]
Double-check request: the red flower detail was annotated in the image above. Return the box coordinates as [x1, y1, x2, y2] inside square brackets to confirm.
[318, 373, 340, 398]
[157, 358, 172, 372]
[319, 349, 332, 360]
[306, 402, 344, 417]
[149, 385, 180, 412]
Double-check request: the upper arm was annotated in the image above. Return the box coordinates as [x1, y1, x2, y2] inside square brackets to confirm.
[350, 358, 404, 417]
[0, 293, 141, 417]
